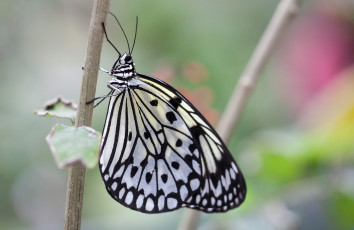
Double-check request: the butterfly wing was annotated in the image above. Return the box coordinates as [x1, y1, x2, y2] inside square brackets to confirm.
[138, 74, 246, 212]
[99, 74, 246, 213]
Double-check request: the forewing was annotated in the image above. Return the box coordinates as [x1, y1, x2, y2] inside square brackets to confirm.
[138, 74, 247, 212]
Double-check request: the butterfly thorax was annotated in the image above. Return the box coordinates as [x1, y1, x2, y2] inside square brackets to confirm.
[107, 53, 139, 90]
[111, 53, 136, 79]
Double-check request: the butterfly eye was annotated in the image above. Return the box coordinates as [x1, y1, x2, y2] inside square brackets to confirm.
[125, 55, 132, 63]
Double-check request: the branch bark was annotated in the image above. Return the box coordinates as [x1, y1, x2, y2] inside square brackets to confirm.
[177, 0, 301, 230]
[63, 1, 111, 230]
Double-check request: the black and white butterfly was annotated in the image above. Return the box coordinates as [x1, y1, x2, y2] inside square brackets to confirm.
[90, 13, 246, 214]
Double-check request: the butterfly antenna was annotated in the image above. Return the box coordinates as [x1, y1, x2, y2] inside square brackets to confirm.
[109, 12, 131, 54]
[102, 22, 121, 56]
[131, 16, 138, 54]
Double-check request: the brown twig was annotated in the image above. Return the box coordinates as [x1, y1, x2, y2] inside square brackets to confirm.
[63, 0, 111, 230]
[177, 0, 301, 230]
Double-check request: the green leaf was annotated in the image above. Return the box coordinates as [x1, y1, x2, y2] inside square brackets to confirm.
[35, 97, 77, 125]
[46, 124, 101, 169]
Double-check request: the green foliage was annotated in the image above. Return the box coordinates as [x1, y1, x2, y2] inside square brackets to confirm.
[331, 191, 354, 229]
[46, 124, 101, 169]
[242, 127, 354, 229]
[35, 96, 101, 169]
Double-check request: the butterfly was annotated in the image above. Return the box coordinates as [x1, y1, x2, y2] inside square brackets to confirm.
[90, 13, 246, 214]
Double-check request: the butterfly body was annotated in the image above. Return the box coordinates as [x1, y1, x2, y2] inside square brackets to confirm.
[98, 51, 246, 213]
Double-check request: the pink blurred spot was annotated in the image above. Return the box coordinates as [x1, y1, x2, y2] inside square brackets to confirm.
[178, 86, 220, 125]
[151, 65, 175, 84]
[278, 5, 354, 112]
[182, 61, 208, 83]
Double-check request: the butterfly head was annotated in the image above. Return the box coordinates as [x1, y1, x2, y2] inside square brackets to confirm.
[119, 53, 133, 65]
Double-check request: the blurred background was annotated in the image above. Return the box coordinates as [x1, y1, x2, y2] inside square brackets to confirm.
[1, 0, 354, 229]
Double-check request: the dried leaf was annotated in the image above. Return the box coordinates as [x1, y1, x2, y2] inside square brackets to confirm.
[35, 96, 77, 125]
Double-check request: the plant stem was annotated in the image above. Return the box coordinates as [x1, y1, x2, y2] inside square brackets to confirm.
[217, 0, 300, 142]
[177, 0, 301, 230]
[63, 0, 111, 230]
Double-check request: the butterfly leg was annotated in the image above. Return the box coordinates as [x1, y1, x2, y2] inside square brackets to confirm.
[100, 67, 110, 73]
[86, 89, 114, 108]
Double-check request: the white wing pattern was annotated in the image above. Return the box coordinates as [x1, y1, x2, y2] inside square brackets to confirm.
[99, 73, 246, 213]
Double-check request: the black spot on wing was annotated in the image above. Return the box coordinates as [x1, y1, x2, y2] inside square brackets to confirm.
[189, 143, 197, 153]
[169, 97, 182, 109]
[175, 139, 182, 147]
[161, 174, 168, 183]
[128, 131, 132, 141]
[146, 172, 152, 184]
[183, 154, 194, 166]
[150, 99, 158, 106]
[171, 161, 180, 170]
[166, 111, 177, 124]
[190, 125, 205, 137]
[140, 158, 148, 167]
[131, 166, 138, 177]
[144, 131, 150, 139]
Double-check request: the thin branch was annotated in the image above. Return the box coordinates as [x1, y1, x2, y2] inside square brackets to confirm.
[63, 0, 111, 230]
[177, 0, 301, 230]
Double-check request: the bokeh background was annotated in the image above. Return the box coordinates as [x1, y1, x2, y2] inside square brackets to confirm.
[1, 0, 354, 229]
